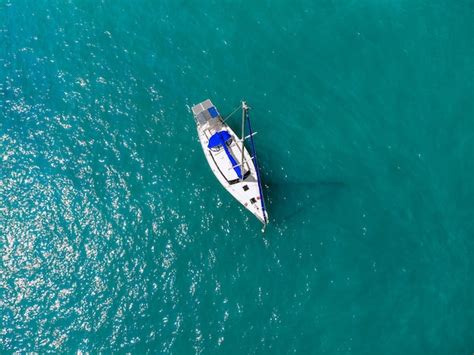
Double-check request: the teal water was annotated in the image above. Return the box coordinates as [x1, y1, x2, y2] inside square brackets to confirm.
[1, 0, 473, 353]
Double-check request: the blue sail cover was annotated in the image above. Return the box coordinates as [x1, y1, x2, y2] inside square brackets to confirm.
[208, 131, 242, 179]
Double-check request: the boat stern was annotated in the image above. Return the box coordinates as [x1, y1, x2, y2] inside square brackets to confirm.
[192, 99, 221, 127]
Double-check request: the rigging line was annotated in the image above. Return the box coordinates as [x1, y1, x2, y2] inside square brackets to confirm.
[222, 105, 241, 123]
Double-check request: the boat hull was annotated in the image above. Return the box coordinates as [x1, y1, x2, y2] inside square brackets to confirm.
[192, 100, 268, 224]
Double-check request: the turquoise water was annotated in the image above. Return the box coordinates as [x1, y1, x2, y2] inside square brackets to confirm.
[1, 0, 473, 353]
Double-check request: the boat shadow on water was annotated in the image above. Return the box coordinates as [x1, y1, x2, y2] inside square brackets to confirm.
[263, 180, 347, 226]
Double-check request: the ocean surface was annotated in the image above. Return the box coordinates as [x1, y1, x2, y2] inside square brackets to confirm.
[1, 0, 473, 353]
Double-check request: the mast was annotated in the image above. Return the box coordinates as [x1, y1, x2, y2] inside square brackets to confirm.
[244, 105, 268, 228]
[240, 101, 247, 181]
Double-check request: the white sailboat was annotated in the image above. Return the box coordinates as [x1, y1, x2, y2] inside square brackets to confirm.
[191, 99, 269, 228]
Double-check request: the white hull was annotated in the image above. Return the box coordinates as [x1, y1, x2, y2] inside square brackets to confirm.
[192, 99, 268, 224]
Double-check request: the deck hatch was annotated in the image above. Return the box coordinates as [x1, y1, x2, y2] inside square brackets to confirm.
[208, 106, 219, 118]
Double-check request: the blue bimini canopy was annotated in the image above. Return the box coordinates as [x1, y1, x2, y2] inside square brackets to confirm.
[207, 131, 242, 179]
[208, 130, 231, 148]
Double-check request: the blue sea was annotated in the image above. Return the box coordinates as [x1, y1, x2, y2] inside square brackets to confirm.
[1, 0, 473, 353]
